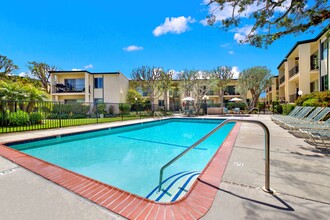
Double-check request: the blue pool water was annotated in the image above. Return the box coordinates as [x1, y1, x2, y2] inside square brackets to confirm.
[9, 118, 234, 202]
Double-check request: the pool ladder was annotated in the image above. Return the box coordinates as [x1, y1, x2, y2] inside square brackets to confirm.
[158, 119, 274, 194]
[154, 111, 164, 120]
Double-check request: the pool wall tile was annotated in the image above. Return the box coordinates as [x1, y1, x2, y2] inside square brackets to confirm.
[0, 120, 241, 219]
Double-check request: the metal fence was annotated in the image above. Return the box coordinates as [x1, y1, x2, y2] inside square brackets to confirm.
[0, 100, 175, 133]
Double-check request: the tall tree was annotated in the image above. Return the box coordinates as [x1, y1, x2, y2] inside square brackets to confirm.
[211, 66, 234, 106]
[177, 70, 196, 97]
[205, 0, 330, 47]
[191, 71, 214, 114]
[238, 66, 272, 109]
[28, 62, 59, 93]
[0, 55, 19, 76]
[160, 70, 173, 112]
[131, 66, 163, 112]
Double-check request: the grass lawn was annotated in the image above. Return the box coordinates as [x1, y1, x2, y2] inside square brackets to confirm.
[0, 115, 149, 133]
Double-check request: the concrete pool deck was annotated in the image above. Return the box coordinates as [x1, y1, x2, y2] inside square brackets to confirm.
[0, 115, 329, 219]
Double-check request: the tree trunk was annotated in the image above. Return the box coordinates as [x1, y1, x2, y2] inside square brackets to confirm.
[218, 90, 224, 107]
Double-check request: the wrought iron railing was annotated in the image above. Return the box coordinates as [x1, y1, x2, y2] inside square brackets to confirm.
[289, 65, 299, 78]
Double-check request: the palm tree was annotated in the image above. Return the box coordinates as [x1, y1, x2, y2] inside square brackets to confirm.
[22, 84, 49, 113]
[0, 81, 25, 112]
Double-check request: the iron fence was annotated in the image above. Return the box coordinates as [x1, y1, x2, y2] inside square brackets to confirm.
[0, 100, 176, 133]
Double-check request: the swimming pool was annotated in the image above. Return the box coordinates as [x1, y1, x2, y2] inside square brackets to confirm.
[7, 118, 235, 202]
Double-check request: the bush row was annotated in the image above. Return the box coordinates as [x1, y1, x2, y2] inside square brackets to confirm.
[0, 110, 42, 126]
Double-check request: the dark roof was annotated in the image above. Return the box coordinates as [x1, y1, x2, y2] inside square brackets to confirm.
[49, 70, 120, 75]
[277, 59, 287, 69]
[277, 25, 330, 69]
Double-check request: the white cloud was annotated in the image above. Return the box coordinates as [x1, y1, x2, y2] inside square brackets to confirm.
[72, 68, 82, 71]
[84, 64, 93, 69]
[228, 50, 234, 55]
[153, 16, 195, 37]
[19, 72, 27, 77]
[123, 45, 144, 52]
[232, 66, 240, 79]
[231, 25, 254, 43]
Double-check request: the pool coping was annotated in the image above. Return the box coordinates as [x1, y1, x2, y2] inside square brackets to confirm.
[0, 120, 241, 219]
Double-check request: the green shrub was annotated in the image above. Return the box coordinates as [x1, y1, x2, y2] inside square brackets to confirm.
[295, 91, 330, 107]
[119, 103, 131, 114]
[47, 113, 59, 119]
[96, 103, 107, 114]
[29, 112, 42, 124]
[226, 102, 246, 110]
[71, 114, 87, 119]
[8, 110, 30, 126]
[281, 104, 295, 115]
[276, 104, 283, 114]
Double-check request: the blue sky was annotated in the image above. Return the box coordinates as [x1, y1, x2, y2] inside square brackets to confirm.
[0, 0, 327, 79]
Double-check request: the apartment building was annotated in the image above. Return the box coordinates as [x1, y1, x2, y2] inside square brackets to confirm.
[266, 26, 329, 104]
[49, 70, 129, 104]
[136, 79, 251, 111]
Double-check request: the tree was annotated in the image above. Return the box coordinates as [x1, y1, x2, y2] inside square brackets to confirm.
[131, 66, 163, 112]
[206, 0, 330, 47]
[210, 66, 234, 106]
[0, 55, 18, 76]
[177, 70, 196, 97]
[178, 70, 214, 114]
[126, 88, 144, 104]
[191, 71, 214, 114]
[160, 70, 173, 112]
[28, 61, 59, 93]
[238, 66, 272, 109]
[0, 81, 49, 112]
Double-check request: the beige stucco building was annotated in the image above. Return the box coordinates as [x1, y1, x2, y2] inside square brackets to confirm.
[266, 26, 329, 104]
[50, 70, 129, 104]
[136, 79, 252, 111]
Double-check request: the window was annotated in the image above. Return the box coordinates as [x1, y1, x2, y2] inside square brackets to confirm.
[320, 75, 329, 91]
[94, 78, 103, 89]
[64, 79, 85, 91]
[158, 100, 164, 106]
[321, 39, 328, 60]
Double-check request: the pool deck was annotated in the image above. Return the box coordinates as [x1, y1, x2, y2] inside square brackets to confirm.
[0, 115, 329, 219]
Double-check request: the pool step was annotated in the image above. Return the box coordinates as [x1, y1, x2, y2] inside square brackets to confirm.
[146, 171, 200, 202]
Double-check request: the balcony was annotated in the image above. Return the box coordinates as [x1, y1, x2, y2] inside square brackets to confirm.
[279, 76, 285, 84]
[51, 84, 86, 94]
[310, 54, 319, 70]
[289, 65, 299, 78]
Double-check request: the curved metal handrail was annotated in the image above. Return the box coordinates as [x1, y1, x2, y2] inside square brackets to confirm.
[246, 108, 260, 115]
[158, 119, 273, 193]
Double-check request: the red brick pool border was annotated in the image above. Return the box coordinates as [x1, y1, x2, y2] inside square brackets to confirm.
[0, 122, 241, 219]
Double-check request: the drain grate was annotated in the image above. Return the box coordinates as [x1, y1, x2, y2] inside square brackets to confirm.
[223, 180, 257, 189]
[0, 167, 19, 176]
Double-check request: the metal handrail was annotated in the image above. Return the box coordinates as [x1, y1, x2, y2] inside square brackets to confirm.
[246, 108, 260, 115]
[154, 111, 163, 119]
[158, 119, 273, 194]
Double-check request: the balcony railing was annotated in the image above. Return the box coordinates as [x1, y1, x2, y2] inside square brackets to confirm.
[51, 84, 86, 94]
[289, 65, 299, 78]
[279, 76, 285, 84]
